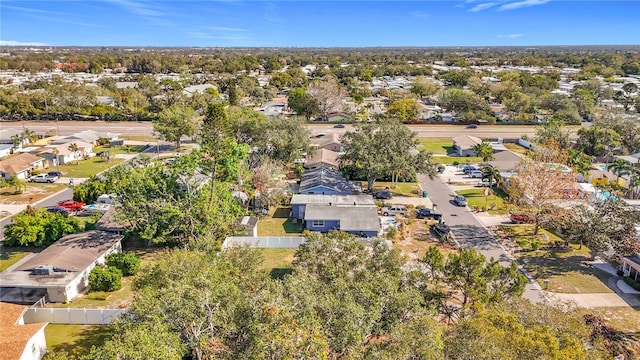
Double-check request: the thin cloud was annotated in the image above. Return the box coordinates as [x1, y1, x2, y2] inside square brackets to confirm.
[188, 32, 214, 39]
[2, 4, 66, 16]
[103, 0, 162, 17]
[0, 40, 48, 46]
[207, 26, 247, 32]
[498, 0, 551, 11]
[263, 2, 282, 24]
[469, 2, 498, 12]
[411, 10, 429, 18]
[497, 33, 524, 38]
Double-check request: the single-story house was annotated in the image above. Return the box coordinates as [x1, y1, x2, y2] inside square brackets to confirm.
[0, 128, 25, 146]
[36, 141, 92, 165]
[49, 130, 118, 146]
[95, 208, 126, 235]
[621, 256, 640, 282]
[310, 133, 344, 153]
[614, 153, 640, 167]
[0, 144, 12, 159]
[488, 150, 522, 172]
[0, 231, 122, 304]
[304, 149, 340, 169]
[0, 302, 48, 360]
[0, 153, 47, 180]
[291, 194, 376, 219]
[303, 204, 379, 237]
[299, 167, 362, 195]
[452, 135, 483, 157]
[578, 168, 622, 187]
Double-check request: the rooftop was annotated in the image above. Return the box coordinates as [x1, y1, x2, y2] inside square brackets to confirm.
[304, 204, 379, 232]
[291, 194, 375, 207]
[0, 302, 47, 360]
[0, 153, 44, 174]
[299, 167, 361, 195]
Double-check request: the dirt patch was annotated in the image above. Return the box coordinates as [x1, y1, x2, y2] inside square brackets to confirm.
[393, 218, 458, 259]
[0, 184, 66, 204]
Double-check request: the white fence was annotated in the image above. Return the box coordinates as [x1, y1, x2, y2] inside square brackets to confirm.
[23, 307, 125, 325]
[517, 138, 542, 151]
[222, 236, 306, 249]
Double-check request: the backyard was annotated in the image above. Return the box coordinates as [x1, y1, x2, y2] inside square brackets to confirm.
[45, 324, 110, 358]
[0, 245, 34, 272]
[256, 207, 304, 236]
[418, 137, 453, 155]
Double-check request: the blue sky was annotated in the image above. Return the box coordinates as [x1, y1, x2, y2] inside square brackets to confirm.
[1, 1, 638, 47]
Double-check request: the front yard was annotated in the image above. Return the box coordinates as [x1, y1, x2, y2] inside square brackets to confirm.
[432, 155, 484, 165]
[58, 157, 124, 178]
[370, 181, 422, 197]
[418, 137, 454, 155]
[0, 183, 67, 204]
[497, 225, 613, 294]
[455, 188, 508, 214]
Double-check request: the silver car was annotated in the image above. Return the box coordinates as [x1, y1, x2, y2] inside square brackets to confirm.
[28, 174, 58, 183]
[453, 195, 468, 207]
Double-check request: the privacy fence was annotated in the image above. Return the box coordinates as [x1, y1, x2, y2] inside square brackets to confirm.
[23, 307, 125, 325]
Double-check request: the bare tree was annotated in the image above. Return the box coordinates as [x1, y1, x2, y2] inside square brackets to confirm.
[307, 78, 347, 120]
[509, 142, 580, 234]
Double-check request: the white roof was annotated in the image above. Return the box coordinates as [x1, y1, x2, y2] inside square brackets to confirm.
[578, 183, 596, 193]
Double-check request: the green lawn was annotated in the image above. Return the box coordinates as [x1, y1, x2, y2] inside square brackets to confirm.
[93, 145, 147, 154]
[498, 225, 612, 294]
[45, 324, 110, 357]
[257, 207, 304, 236]
[0, 246, 33, 272]
[432, 156, 484, 165]
[455, 188, 508, 214]
[503, 143, 529, 155]
[58, 158, 124, 178]
[370, 181, 421, 197]
[418, 137, 453, 155]
[259, 248, 297, 279]
[119, 135, 158, 142]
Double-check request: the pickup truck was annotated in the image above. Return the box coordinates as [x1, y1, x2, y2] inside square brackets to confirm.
[380, 205, 407, 216]
[415, 208, 443, 220]
[28, 174, 58, 183]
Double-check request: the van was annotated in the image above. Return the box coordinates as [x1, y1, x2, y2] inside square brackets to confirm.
[468, 170, 483, 178]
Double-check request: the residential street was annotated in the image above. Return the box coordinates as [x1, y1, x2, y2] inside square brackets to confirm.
[418, 172, 545, 303]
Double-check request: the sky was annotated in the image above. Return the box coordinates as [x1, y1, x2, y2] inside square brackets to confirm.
[1, 1, 639, 47]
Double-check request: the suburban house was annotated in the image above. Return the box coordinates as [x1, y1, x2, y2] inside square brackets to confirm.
[621, 256, 640, 283]
[0, 144, 12, 158]
[452, 135, 483, 156]
[291, 194, 376, 219]
[310, 133, 344, 153]
[49, 130, 119, 146]
[298, 167, 362, 195]
[0, 231, 123, 304]
[488, 150, 522, 174]
[0, 153, 47, 180]
[0, 302, 48, 360]
[0, 128, 26, 146]
[36, 141, 93, 165]
[614, 153, 640, 167]
[302, 204, 379, 237]
[304, 148, 340, 169]
[95, 208, 126, 235]
[578, 168, 623, 187]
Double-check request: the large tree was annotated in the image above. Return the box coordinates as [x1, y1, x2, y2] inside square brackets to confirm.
[153, 104, 198, 148]
[287, 87, 319, 121]
[386, 98, 420, 122]
[306, 78, 347, 120]
[340, 119, 436, 191]
[575, 126, 622, 157]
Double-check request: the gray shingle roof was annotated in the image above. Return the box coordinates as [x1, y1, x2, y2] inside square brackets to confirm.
[299, 167, 361, 194]
[304, 204, 379, 232]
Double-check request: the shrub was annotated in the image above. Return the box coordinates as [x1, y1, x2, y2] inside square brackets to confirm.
[452, 161, 460, 166]
[106, 253, 141, 276]
[89, 266, 122, 292]
[4, 208, 81, 247]
[616, 270, 624, 276]
[623, 277, 640, 291]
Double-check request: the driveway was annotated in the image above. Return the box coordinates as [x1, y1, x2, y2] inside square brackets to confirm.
[418, 172, 545, 303]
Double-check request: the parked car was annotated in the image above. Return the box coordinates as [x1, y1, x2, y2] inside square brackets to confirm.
[164, 158, 177, 165]
[28, 174, 58, 183]
[47, 171, 63, 178]
[466, 124, 478, 129]
[468, 170, 484, 178]
[453, 195, 468, 207]
[416, 208, 443, 220]
[510, 212, 536, 224]
[463, 166, 479, 174]
[476, 178, 497, 187]
[45, 206, 70, 216]
[56, 200, 86, 211]
[333, 124, 345, 128]
[373, 190, 393, 200]
[380, 205, 407, 216]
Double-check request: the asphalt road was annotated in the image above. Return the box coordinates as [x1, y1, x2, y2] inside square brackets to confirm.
[418, 172, 544, 303]
[1, 120, 577, 140]
[0, 188, 74, 240]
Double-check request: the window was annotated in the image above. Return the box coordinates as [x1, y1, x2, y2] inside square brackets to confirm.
[311, 220, 324, 227]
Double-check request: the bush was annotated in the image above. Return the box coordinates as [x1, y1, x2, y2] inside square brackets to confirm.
[623, 277, 640, 291]
[89, 266, 122, 292]
[4, 208, 81, 247]
[452, 161, 460, 166]
[106, 253, 141, 276]
[617, 270, 624, 276]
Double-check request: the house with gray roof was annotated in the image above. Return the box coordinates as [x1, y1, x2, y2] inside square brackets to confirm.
[291, 194, 376, 219]
[299, 167, 362, 195]
[303, 204, 379, 237]
[452, 135, 483, 156]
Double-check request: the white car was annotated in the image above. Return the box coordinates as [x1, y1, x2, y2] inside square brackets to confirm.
[28, 174, 58, 183]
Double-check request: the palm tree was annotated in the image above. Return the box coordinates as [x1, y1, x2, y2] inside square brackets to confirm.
[482, 165, 504, 188]
[567, 149, 593, 178]
[608, 158, 632, 183]
[472, 141, 494, 163]
[52, 148, 61, 173]
[68, 143, 80, 165]
[627, 167, 640, 199]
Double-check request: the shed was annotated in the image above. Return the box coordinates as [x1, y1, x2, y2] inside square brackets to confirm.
[235, 216, 258, 237]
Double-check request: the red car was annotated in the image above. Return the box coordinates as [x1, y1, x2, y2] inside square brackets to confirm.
[56, 200, 86, 211]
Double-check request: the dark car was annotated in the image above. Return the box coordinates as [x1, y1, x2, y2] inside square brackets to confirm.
[48, 171, 63, 178]
[466, 124, 478, 129]
[45, 206, 70, 215]
[333, 124, 345, 128]
[374, 190, 393, 200]
[416, 208, 443, 220]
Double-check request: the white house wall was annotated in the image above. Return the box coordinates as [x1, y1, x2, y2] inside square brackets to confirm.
[18, 326, 47, 360]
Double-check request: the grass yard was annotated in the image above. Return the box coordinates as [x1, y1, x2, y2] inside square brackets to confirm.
[0, 183, 67, 205]
[370, 181, 421, 197]
[58, 157, 124, 178]
[455, 188, 508, 214]
[119, 135, 158, 142]
[433, 156, 484, 165]
[0, 246, 34, 272]
[46, 324, 110, 357]
[93, 145, 147, 154]
[503, 143, 529, 155]
[257, 207, 304, 236]
[498, 225, 612, 294]
[395, 217, 459, 259]
[579, 307, 640, 333]
[418, 137, 453, 155]
[259, 248, 297, 279]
